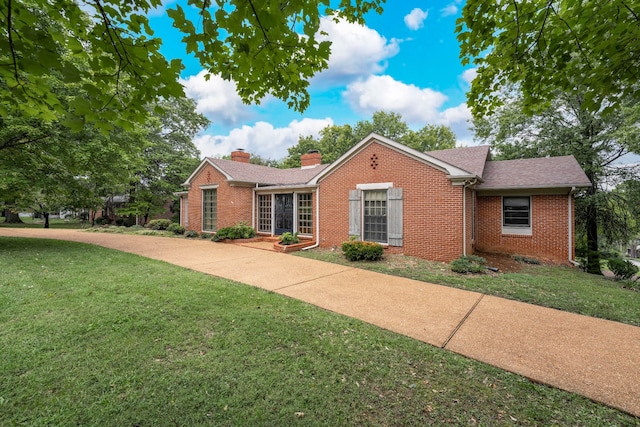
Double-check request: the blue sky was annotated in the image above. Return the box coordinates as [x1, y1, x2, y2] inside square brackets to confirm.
[147, 1, 476, 160]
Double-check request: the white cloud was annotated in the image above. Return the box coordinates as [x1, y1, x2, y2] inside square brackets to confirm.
[343, 75, 448, 123]
[180, 70, 254, 126]
[193, 118, 334, 160]
[404, 8, 428, 30]
[343, 75, 473, 144]
[440, 4, 458, 17]
[148, 0, 177, 17]
[315, 17, 400, 81]
[461, 68, 478, 84]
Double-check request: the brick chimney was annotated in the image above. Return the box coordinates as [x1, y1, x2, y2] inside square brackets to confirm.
[301, 150, 322, 168]
[231, 149, 250, 163]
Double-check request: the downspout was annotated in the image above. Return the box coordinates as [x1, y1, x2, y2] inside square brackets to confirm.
[568, 186, 580, 266]
[462, 179, 478, 256]
[302, 186, 321, 251]
[252, 184, 257, 230]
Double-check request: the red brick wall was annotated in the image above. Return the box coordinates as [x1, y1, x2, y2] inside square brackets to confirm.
[318, 142, 465, 262]
[476, 194, 572, 263]
[184, 162, 253, 232]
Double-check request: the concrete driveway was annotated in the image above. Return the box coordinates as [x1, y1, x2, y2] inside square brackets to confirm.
[1, 228, 639, 418]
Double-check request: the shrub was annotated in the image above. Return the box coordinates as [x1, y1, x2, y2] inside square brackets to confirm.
[513, 255, 541, 265]
[129, 224, 144, 230]
[450, 255, 487, 274]
[212, 222, 256, 241]
[341, 240, 384, 262]
[167, 223, 185, 235]
[200, 232, 212, 239]
[148, 219, 172, 230]
[279, 232, 299, 245]
[607, 257, 639, 281]
[184, 230, 199, 238]
[95, 216, 109, 225]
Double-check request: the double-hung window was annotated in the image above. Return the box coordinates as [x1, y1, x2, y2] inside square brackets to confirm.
[363, 190, 387, 243]
[297, 193, 313, 235]
[503, 196, 531, 234]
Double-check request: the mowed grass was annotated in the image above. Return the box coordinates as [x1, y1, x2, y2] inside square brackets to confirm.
[1, 238, 638, 426]
[295, 250, 640, 327]
[0, 217, 87, 229]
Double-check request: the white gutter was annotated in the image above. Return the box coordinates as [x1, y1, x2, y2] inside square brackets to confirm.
[252, 184, 257, 230]
[568, 186, 580, 266]
[302, 187, 321, 251]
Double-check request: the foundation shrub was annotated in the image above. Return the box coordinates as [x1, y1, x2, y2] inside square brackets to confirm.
[167, 223, 185, 235]
[212, 222, 256, 241]
[279, 232, 299, 245]
[451, 255, 487, 274]
[148, 219, 172, 230]
[184, 230, 199, 238]
[341, 240, 384, 261]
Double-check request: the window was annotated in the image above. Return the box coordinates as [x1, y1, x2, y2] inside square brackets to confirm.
[297, 193, 313, 235]
[503, 196, 530, 227]
[363, 190, 387, 243]
[258, 195, 272, 233]
[202, 189, 217, 231]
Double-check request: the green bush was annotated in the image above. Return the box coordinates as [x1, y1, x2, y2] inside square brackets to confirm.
[129, 224, 144, 230]
[167, 223, 185, 235]
[278, 232, 299, 245]
[607, 257, 639, 281]
[450, 255, 487, 274]
[148, 219, 172, 230]
[95, 216, 109, 225]
[184, 230, 199, 238]
[513, 255, 541, 265]
[212, 222, 256, 241]
[200, 232, 212, 239]
[341, 240, 384, 261]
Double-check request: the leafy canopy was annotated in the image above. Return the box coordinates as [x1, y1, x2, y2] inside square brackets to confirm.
[457, 0, 640, 116]
[282, 111, 457, 168]
[1, 0, 385, 131]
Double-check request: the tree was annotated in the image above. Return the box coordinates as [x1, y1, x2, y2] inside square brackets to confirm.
[1, 0, 384, 133]
[474, 92, 640, 274]
[457, 0, 640, 117]
[118, 98, 209, 224]
[282, 111, 457, 167]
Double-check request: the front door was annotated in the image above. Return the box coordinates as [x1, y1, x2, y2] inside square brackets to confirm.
[275, 193, 294, 235]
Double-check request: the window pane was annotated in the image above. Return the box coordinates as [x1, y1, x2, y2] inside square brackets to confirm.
[258, 195, 272, 233]
[297, 193, 313, 235]
[203, 189, 217, 231]
[363, 190, 387, 243]
[503, 197, 530, 227]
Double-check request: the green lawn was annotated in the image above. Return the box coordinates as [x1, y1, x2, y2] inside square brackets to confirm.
[1, 237, 638, 426]
[294, 249, 640, 327]
[0, 216, 87, 229]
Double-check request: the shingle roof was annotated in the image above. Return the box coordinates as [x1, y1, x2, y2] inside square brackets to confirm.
[477, 155, 592, 190]
[425, 145, 490, 177]
[207, 158, 329, 186]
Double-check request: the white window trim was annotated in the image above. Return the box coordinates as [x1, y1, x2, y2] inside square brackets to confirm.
[502, 196, 532, 236]
[199, 184, 219, 190]
[357, 182, 393, 190]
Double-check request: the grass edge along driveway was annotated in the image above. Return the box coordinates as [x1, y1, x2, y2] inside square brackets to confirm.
[1, 237, 638, 426]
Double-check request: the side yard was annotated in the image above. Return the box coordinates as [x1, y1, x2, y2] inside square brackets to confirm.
[294, 249, 640, 327]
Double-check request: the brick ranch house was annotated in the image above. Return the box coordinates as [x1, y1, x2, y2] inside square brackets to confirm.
[177, 133, 591, 264]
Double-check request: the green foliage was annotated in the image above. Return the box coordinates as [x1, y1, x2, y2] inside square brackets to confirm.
[147, 219, 172, 230]
[278, 232, 300, 245]
[184, 230, 199, 238]
[200, 232, 212, 239]
[450, 255, 487, 274]
[95, 216, 109, 226]
[457, 0, 640, 116]
[129, 225, 144, 230]
[513, 255, 541, 265]
[282, 111, 456, 167]
[341, 240, 384, 261]
[2, 0, 384, 133]
[607, 258, 639, 281]
[167, 223, 185, 235]
[212, 223, 256, 241]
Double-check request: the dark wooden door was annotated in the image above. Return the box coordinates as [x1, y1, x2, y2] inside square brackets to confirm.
[275, 193, 294, 235]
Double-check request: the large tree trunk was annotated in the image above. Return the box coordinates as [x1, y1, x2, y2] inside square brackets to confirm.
[43, 212, 50, 229]
[585, 191, 602, 275]
[3, 210, 23, 223]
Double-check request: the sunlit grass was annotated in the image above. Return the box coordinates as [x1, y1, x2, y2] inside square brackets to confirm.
[1, 237, 637, 425]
